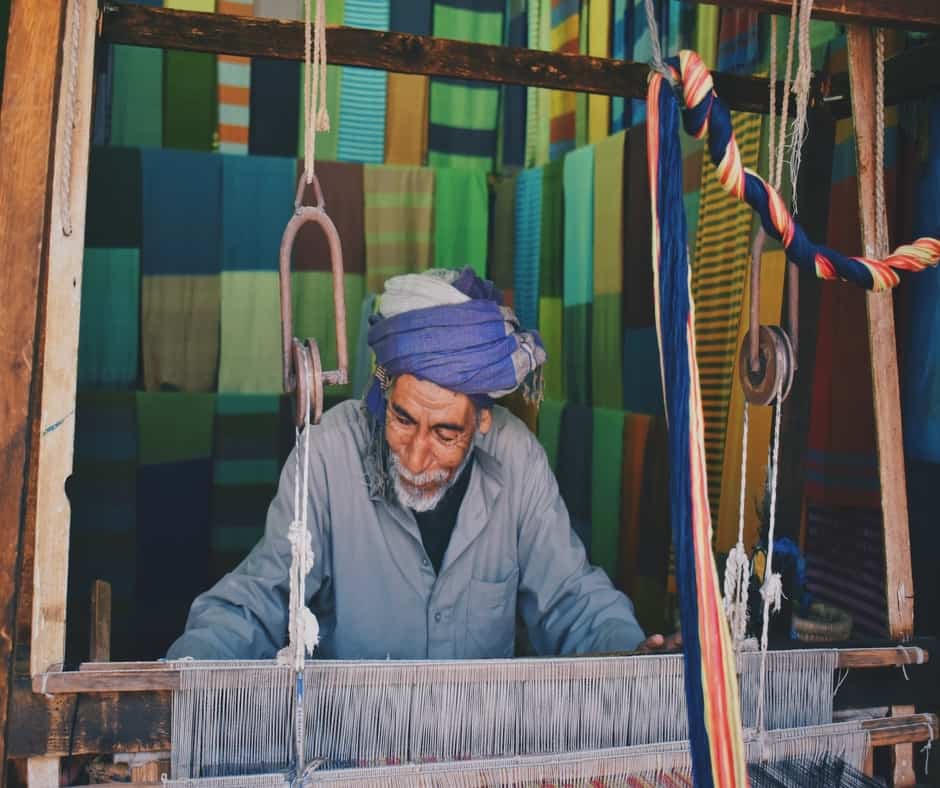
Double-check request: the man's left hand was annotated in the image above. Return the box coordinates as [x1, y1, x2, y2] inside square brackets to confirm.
[636, 632, 682, 653]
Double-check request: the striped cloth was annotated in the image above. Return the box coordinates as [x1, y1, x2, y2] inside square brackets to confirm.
[111, 44, 163, 147]
[67, 392, 139, 661]
[140, 149, 222, 392]
[489, 176, 516, 306]
[689, 109, 760, 521]
[79, 249, 140, 389]
[338, 0, 389, 164]
[591, 407, 625, 581]
[549, 0, 579, 159]
[539, 159, 565, 400]
[209, 393, 285, 580]
[217, 0, 253, 154]
[363, 165, 435, 293]
[592, 132, 624, 410]
[434, 168, 489, 278]
[501, 0, 527, 171]
[525, 0, 551, 167]
[428, 0, 504, 170]
[562, 145, 595, 405]
[218, 155, 294, 394]
[136, 392, 216, 658]
[715, 250, 787, 553]
[513, 168, 542, 332]
[586, 0, 610, 143]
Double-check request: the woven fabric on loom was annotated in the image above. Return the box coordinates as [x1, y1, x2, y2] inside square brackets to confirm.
[563, 144, 595, 405]
[591, 407, 625, 581]
[67, 392, 139, 662]
[689, 109, 761, 521]
[216, 0, 252, 154]
[218, 155, 294, 394]
[209, 393, 285, 581]
[338, 0, 389, 164]
[428, 0, 503, 170]
[513, 168, 542, 332]
[548, 0, 579, 159]
[79, 249, 141, 389]
[164, 1, 217, 151]
[902, 96, 940, 463]
[363, 165, 434, 293]
[136, 392, 216, 659]
[434, 168, 489, 278]
[525, 0, 551, 167]
[715, 250, 787, 552]
[539, 159, 565, 400]
[489, 176, 516, 306]
[111, 44, 163, 147]
[592, 132, 625, 409]
[141, 149, 222, 392]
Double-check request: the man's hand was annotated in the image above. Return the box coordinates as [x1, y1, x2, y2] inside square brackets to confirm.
[636, 632, 682, 653]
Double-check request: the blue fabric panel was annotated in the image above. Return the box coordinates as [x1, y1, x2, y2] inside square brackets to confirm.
[141, 148, 222, 276]
[513, 167, 542, 330]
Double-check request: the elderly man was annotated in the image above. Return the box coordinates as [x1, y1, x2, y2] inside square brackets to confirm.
[168, 268, 672, 660]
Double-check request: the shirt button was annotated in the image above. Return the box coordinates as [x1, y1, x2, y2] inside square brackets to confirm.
[422, 558, 430, 568]
[433, 611, 442, 623]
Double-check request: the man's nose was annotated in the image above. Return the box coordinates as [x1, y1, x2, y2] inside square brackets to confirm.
[402, 435, 432, 475]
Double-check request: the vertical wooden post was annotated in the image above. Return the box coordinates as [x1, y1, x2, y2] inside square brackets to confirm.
[846, 25, 917, 788]
[89, 580, 112, 663]
[0, 0, 69, 783]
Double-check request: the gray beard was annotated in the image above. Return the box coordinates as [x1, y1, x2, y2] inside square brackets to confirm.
[390, 446, 474, 513]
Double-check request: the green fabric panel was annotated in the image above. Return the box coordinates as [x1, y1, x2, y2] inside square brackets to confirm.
[537, 398, 564, 472]
[78, 248, 140, 389]
[218, 271, 282, 393]
[164, 50, 217, 151]
[429, 80, 501, 131]
[539, 160, 563, 298]
[112, 45, 163, 148]
[216, 392, 280, 416]
[292, 271, 364, 399]
[563, 302, 590, 405]
[136, 392, 216, 464]
[591, 294, 622, 410]
[562, 145, 594, 306]
[432, 4, 502, 43]
[433, 168, 488, 277]
[303, 64, 343, 161]
[574, 2, 588, 149]
[591, 407, 624, 580]
[489, 176, 515, 294]
[592, 131, 624, 294]
[214, 459, 281, 485]
[539, 295, 564, 401]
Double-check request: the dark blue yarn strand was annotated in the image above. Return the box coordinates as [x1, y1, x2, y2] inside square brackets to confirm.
[673, 56, 884, 291]
[656, 81, 714, 788]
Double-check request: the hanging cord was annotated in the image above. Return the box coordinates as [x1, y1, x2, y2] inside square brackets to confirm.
[723, 399, 750, 645]
[59, 0, 83, 236]
[873, 29, 889, 259]
[303, 0, 330, 184]
[788, 0, 814, 215]
[772, 0, 800, 192]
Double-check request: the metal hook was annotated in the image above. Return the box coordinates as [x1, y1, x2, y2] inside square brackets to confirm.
[279, 173, 348, 428]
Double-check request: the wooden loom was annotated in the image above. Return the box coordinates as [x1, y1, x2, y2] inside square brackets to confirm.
[0, 0, 939, 785]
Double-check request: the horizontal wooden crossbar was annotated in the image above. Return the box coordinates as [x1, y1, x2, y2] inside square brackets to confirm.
[692, 0, 940, 32]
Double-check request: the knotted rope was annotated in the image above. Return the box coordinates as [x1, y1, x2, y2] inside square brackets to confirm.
[670, 49, 940, 291]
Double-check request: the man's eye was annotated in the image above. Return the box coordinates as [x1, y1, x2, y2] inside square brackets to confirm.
[435, 430, 459, 444]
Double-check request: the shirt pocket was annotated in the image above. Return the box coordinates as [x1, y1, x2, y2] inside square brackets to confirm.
[466, 569, 519, 658]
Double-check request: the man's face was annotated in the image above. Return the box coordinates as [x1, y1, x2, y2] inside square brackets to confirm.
[385, 374, 492, 511]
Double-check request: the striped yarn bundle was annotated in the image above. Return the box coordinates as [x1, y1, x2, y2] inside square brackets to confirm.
[674, 49, 940, 291]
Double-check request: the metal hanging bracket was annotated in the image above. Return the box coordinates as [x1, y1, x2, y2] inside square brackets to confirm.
[279, 172, 349, 428]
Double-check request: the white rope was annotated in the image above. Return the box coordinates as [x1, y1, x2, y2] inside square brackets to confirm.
[788, 0, 814, 215]
[768, 16, 778, 182]
[874, 29, 889, 258]
[723, 401, 750, 645]
[59, 0, 83, 236]
[302, 0, 330, 184]
[922, 714, 935, 776]
[773, 0, 800, 193]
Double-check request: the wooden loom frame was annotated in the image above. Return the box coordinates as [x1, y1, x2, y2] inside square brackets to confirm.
[1, 0, 939, 785]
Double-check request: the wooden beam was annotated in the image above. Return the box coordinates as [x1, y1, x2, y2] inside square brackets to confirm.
[89, 581, 112, 663]
[0, 0, 69, 781]
[692, 0, 940, 32]
[847, 25, 917, 788]
[100, 3, 784, 114]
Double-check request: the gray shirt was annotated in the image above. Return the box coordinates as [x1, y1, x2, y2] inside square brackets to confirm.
[166, 401, 645, 660]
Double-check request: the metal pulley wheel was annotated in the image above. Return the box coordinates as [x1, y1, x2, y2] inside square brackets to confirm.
[738, 324, 795, 406]
[279, 173, 348, 427]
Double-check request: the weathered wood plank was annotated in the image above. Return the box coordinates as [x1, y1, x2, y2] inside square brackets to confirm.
[100, 3, 783, 114]
[90, 581, 112, 664]
[692, 0, 940, 31]
[0, 0, 69, 781]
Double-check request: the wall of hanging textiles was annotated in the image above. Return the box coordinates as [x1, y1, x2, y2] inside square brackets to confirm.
[71, 0, 937, 658]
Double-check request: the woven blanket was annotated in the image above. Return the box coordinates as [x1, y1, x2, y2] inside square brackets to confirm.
[111, 44, 162, 147]
[434, 168, 489, 278]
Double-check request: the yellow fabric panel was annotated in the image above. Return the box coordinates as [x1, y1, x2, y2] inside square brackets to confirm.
[694, 5, 719, 72]
[385, 73, 429, 166]
[592, 131, 624, 295]
[715, 249, 788, 553]
[586, 0, 610, 143]
[165, 0, 216, 10]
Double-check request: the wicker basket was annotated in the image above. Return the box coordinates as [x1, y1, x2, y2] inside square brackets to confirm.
[792, 602, 853, 643]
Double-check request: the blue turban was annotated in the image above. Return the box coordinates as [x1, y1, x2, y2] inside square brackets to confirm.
[365, 268, 546, 420]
